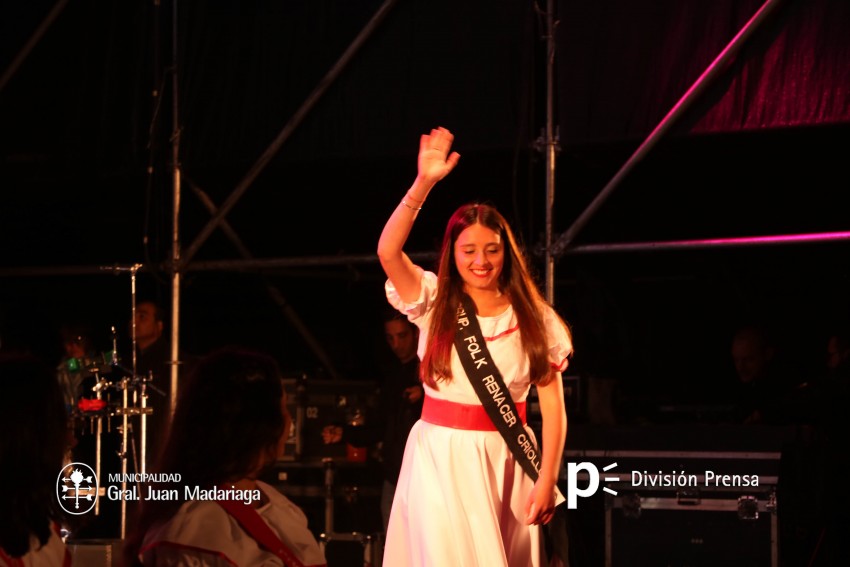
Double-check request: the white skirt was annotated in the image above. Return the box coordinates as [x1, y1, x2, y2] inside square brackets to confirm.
[382, 420, 546, 567]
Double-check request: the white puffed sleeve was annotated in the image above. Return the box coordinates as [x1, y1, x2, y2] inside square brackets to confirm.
[384, 268, 439, 325]
[542, 304, 573, 373]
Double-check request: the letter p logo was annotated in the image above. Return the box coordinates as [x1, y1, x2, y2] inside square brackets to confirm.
[566, 462, 600, 509]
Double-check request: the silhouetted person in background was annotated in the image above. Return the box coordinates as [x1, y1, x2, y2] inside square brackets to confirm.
[376, 310, 423, 534]
[809, 325, 850, 566]
[55, 323, 100, 462]
[729, 323, 824, 564]
[131, 300, 196, 465]
[825, 329, 850, 375]
[320, 310, 424, 534]
[56, 323, 100, 417]
[56, 322, 125, 540]
[133, 301, 170, 435]
[729, 324, 804, 425]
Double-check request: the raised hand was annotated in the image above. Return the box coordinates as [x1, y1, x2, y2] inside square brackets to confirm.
[417, 127, 461, 184]
[377, 125, 460, 304]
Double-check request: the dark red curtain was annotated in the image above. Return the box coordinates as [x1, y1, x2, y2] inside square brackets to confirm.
[558, 0, 850, 144]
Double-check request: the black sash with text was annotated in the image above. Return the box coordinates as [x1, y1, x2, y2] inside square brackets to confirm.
[454, 294, 540, 482]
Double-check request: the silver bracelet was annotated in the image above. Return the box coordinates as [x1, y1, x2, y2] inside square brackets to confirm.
[401, 199, 422, 211]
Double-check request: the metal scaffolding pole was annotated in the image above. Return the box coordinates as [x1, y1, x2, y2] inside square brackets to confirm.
[189, 181, 343, 380]
[180, 0, 399, 270]
[3, 230, 847, 279]
[161, 0, 397, 384]
[170, 0, 182, 420]
[563, 231, 850, 255]
[543, 0, 558, 304]
[0, 0, 69, 93]
[0, 264, 151, 277]
[183, 251, 437, 273]
[550, 0, 786, 259]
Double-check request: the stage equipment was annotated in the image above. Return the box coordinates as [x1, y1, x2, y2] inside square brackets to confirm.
[267, 378, 384, 565]
[566, 424, 791, 567]
[66, 264, 159, 541]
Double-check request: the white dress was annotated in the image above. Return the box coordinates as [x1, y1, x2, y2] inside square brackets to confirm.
[140, 480, 326, 567]
[0, 524, 69, 567]
[383, 270, 571, 567]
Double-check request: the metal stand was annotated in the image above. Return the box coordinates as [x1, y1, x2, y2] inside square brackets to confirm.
[89, 262, 155, 539]
[90, 369, 109, 516]
[318, 458, 377, 567]
[118, 263, 143, 539]
[118, 374, 129, 538]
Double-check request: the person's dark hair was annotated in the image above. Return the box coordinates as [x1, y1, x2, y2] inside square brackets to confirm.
[826, 322, 850, 371]
[828, 324, 850, 350]
[421, 203, 570, 388]
[382, 307, 415, 329]
[0, 353, 67, 557]
[731, 323, 774, 349]
[123, 346, 287, 566]
[59, 322, 94, 352]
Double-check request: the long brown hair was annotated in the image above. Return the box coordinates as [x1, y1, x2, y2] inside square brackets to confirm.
[0, 354, 67, 558]
[122, 347, 287, 566]
[420, 203, 568, 388]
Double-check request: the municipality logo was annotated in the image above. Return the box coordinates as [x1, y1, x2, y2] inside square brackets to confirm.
[57, 462, 98, 515]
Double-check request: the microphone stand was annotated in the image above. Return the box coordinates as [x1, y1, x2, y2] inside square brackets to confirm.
[89, 367, 110, 517]
[102, 262, 144, 540]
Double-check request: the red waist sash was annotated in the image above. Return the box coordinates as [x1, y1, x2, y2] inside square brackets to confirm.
[421, 395, 527, 431]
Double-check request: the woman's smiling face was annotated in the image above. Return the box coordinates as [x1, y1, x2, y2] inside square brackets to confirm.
[453, 223, 504, 293]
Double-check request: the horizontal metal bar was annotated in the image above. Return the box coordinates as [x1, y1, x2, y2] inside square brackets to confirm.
[565, 231, 850, 255]
[2, 230, 846, 278]
[180, 0, 399, 269]
[551, 0, 786, 258]
[0, 264, 151, 277]
[183, 251, 437, 272]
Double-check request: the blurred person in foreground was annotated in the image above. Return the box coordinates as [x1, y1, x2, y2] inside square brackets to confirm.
[0, 353, 72, 566]
[123, 347, 326, 567]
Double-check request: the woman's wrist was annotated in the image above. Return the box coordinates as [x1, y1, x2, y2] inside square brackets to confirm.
[399, 179, 431, 212]
[400, 197, 422, 211]
[536, 473, 558, 488]
[409, 175, 436, 202]
[400, 190, 425, 211]
[404, 191, 424, 204]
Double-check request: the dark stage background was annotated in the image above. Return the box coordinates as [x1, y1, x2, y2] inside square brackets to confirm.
[2, 0, 848, 400]
[3, 1, 850, 565]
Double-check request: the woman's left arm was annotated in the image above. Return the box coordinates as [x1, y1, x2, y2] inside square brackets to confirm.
[525, 371, 567, 525]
